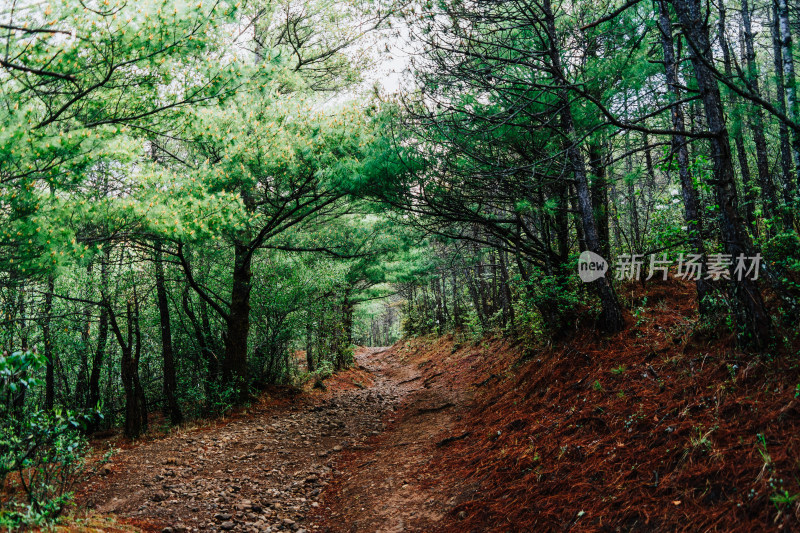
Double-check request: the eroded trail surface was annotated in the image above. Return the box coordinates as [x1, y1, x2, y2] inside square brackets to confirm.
[82, 345, 472, 533]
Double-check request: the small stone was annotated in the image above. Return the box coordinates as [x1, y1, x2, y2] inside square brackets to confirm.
[215, 512, 233, 521]
[221, 521, 236, 530]
[332, 445, 342, 452]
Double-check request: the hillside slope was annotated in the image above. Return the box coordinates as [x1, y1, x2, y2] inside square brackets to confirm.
[319, 279, 800, 531]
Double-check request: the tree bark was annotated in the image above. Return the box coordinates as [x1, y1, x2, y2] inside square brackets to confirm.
[588, 140, 611, 259]
[88, 257, 109, 411]
[657, 0, 711, 307]
[43, 276, 54, 411]
[776, 0, 800, 186]
[544, 0, 623, 333]
[718, 4, 757, 234]
[771, 0, 795, 202]
[155, 243, 182, 425]
[672, 0, 771, 348]
[132, 288, 148, 433]
[741, 0, 782, 228]
[222, 241, 252, 397]
[109, 300, 143, 439]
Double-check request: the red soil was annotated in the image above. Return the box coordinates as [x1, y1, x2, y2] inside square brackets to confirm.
[319, 279, 800, 531]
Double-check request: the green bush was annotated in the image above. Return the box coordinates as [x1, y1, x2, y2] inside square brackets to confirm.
[0, 410, 95, 527]
[313, 360, 335, 381]
[0, 350, 97, 528]
[523, 270, 582, 337]
[0, 350, 45, 418]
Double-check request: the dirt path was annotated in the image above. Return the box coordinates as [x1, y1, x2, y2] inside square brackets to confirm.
[81, 345, 471, 533]
[313, 343, 471, 533]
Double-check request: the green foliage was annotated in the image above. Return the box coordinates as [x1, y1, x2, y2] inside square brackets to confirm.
[522, 269, 583, 337]
[313, 360, 335, 381]
[200, 379, 246, 418]
[0, 350, 97, 527]
[0, 350, 45, 417]
[0, 410, 94, 526]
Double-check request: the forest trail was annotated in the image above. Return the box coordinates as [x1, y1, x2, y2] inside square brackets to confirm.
[79, 345, 470, 533]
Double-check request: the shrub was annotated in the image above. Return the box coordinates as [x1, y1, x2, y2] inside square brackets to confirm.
[0, 410, 95, 527]
[0, 350, 97, 528]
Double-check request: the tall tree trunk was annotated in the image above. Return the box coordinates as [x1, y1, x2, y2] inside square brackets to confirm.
[718, 4, 757, 234]
[222, 242, 252, 397]
[588, 140, 611, 259]
[12, 284, 28, 412]
[132, 289, 147, 433]
[109, 300, 142, 439]
[43, 276, 54, 411]
[305, 323, 315, 372]
[440, 276, 449, 325]
[498, 250, 515, 333]
[610, 178, 623, 252]
[672, 0, 771, 348]
[741, 0, 782, 228]
[431, 277, 444, 330]
[340, 296, 354, 368]
[771, 1, 795, 202]
[88, 257, 109, 411]
[452, 269, 461, 329]
[776, 0, 800, 187]
[624, 136, 641, 253]
[155, 243, 182, 425]
[657, 0, 711, 308]
[544, 0, 622, 333]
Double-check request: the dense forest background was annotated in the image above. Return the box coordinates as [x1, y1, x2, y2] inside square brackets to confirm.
[2, 0, 800, 525]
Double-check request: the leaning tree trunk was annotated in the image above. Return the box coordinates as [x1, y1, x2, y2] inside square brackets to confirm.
[672, 0, 771, 348]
